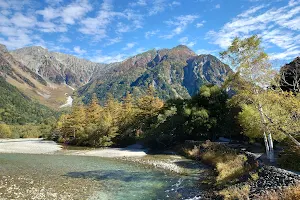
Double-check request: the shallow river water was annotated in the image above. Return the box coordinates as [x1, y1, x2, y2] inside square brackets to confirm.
[0, 153, 202, 200]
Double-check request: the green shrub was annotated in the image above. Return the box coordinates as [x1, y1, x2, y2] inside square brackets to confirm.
[0, 124, 12, 138]
[278, 144, 300, 171]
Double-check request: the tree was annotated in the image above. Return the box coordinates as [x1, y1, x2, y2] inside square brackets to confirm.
[0, 124, 12, 138]
[280, 57, 300, 94]
[137, 85, 164, 117]
[86, 93, 102, 125]
[69, 104, 86, 139]
[221, 35, 277, 162]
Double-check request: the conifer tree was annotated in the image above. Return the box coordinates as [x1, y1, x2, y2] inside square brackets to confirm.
[86, 93, 102, 125]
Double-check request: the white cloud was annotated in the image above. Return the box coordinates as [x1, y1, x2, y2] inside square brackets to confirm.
[36, 7, 60, 21]
[0, 15, 10, 26]
[179, 37, 188, 44]
[196, 20, 206, 28]
[0, 0, 32, 11]
[58, 35, 71, 43]
[196, 49, 218, 55]
[105, 37, 122, 46]
[145, 30, 160, 39]
[238, 5, 264, 18]
[178, 37, 196, 47]
[0, 29, 33, 49]
[73, 46, 86, 55]
[206, 1, 300, 60]
[37, 21, 67, 32]
[45, 0, 63, 6]
[36, 0, 92, 24]
[161, 15, 199, 39]
[1, 9, 11, 16]
[123, 9, 144, 29]
[78, 0, 124, 40]
[171, 1, 181, 6]
[122, 42, 137, 50]
[117, 22, 131, 33]
[215, 4, 220, 9]
[129, 0, 147, 7]
[270, 48, 300, 60]
[11, 13, 36, 28]
[61, 0, 92, 25]
[149, 0, 166, 16]
[187, 41, 196, 47]
[170, 1, 181, 7]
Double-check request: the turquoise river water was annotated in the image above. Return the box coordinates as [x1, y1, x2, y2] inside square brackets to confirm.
[0, 153, 203, 200]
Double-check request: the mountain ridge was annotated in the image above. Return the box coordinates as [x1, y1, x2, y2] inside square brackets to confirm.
[1, 43, 233, 107]
[11, 46, 107, 87]
[76, 45, 233, 103]
[0, 44, 73, 109]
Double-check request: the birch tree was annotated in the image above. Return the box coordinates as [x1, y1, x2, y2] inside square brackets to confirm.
[220, 35, 277, 162]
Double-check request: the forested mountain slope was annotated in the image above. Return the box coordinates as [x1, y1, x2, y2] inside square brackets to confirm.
[0, 76, 55, 124]
[77, 45, 232, 103]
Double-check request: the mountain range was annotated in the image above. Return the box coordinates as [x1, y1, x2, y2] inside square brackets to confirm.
[1, 44, 232, 109]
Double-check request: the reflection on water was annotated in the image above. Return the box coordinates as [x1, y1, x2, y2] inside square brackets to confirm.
[0, 153, 201, 200]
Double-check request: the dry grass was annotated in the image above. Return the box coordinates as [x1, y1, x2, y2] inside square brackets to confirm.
[220, 184, 250, 200]
[200, 141, 250, 185]
[257, 184, 300, 200]
[216, 154, 248, 184]
[183, 145, 201, 160]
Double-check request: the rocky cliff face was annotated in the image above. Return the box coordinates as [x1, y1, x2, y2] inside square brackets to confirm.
[77, 45, 232, 103]
[0, 44, 47, 88]
[184, 55, 231, 95]
[11, 46, 107, 87]
[0, 44, 74, 109]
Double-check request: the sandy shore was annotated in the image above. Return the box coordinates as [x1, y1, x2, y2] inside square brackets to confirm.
[0, 138, 61, 154]
[0, 138, 147, 157]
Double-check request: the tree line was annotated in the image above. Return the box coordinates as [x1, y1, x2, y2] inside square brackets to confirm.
[53, 36, 300, 165]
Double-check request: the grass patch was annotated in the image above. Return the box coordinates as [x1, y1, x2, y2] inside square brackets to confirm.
[199, 141, 252, 185]
[257, 184, 300, 200]
[219, 184, 250, 200]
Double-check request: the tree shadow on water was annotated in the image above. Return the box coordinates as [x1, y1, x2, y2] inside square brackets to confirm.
[64, 170, 164, 183]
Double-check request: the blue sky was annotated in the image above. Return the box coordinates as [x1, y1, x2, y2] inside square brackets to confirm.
[0, 0, 299, 66]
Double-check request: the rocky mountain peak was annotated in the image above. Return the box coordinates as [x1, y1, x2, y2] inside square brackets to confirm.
[10, 46, 108, 87]
[0, 44, 8, 53]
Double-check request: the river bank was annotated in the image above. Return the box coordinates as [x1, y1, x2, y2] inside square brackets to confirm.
[0, 138, 147, 157]
[0, 138, 204, 174]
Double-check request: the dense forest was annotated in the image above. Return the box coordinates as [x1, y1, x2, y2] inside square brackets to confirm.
[0, 77, 57, 138]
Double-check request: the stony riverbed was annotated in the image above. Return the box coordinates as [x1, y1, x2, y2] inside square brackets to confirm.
[0, 139, 210, 200]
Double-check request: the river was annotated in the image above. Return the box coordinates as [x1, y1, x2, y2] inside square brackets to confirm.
[0, 140, 206, 200]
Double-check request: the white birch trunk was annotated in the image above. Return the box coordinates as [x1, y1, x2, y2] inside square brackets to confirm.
[268, 133, 275, 162]
[258, 102, 272, 161]
[263, 132, 270, 159]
